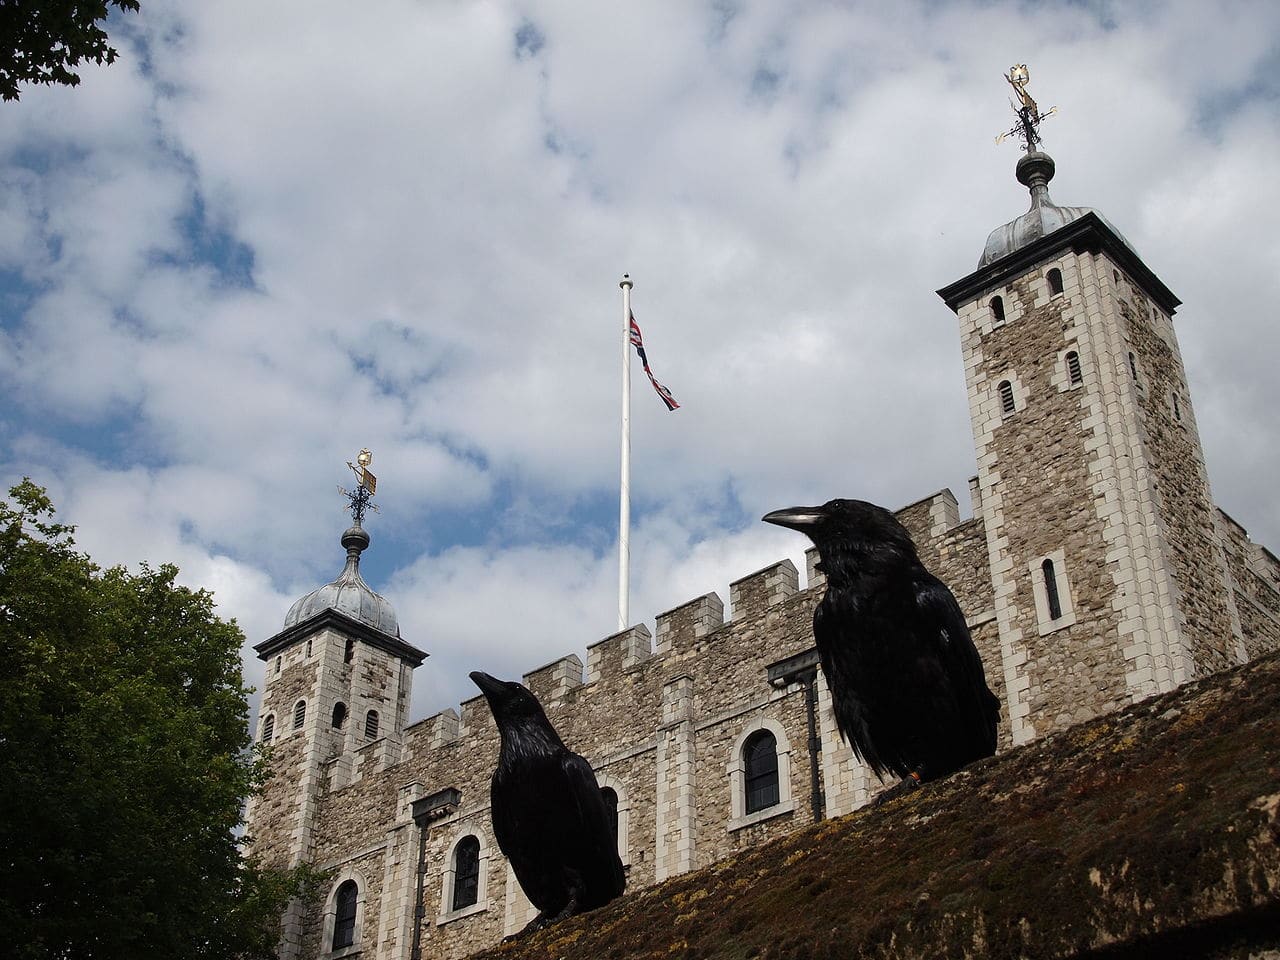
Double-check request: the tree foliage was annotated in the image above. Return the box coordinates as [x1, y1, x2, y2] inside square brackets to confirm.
[0, 2, 142, 102]
[0, 480, 321, 959]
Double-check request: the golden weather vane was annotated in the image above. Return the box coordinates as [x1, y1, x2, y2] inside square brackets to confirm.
[338, 448, 380, 526]
[995, 63, 1058, 150]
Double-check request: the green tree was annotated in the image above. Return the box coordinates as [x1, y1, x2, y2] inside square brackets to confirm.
[0, 480, 321, 959]
[0, 2, 142, 102]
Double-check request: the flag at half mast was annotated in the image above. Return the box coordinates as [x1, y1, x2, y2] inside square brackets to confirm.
[628, 313, 680, 411]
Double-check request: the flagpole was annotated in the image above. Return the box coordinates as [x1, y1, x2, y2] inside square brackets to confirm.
[618, 273, 633, 632]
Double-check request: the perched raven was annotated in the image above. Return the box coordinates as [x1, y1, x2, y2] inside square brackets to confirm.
[469, 671, 625, 935]
[763, 499, 1000, 801]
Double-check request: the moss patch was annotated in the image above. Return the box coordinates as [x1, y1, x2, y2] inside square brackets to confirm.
[473, 653, 1280, 960]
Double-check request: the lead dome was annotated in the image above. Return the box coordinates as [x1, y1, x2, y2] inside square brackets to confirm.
[979, 151, 1135, 267]
[282, 525, 399, 637]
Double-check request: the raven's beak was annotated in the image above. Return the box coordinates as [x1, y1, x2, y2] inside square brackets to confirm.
[469, 671, 506, 700]
[762, 506, 826, 533]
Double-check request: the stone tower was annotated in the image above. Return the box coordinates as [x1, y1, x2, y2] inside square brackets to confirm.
[245, 523, 427, 958]
[937, 148, 1246, 745]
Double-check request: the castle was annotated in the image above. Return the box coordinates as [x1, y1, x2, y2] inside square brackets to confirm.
[244, 132, 1280, 960]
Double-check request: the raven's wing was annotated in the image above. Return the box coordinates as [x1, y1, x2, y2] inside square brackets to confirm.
[912, 573, 1000, 760]
[813, 596, 889, 778]
[558, 751, 626, 905]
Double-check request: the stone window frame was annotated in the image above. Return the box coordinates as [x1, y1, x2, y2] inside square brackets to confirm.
[996, 376, 1020, 418]
[332, 701, 348, 730]
[1046, 265, 1064, 297]
[260, 711, 276, 744]
[437, 828, 492, 925]
[595, 772, 632, 866]
[975, 287, 1024, 335]
[364, 709, 379, 740]
[1055, 348, 1085, 392]
[727, 716, 795, 832]
[989, 294, 1006, 326]
[320, 866, 368, 957]
[293, 698, 307, 731]
[1028, 549, 1078, 636]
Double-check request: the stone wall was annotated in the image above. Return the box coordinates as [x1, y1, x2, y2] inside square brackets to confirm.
[1118, 282, 1245, 675]
[957, 251, 1134, 742]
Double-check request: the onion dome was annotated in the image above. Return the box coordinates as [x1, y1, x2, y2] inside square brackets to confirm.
[979, 151, 1134, 267]
[283, 526, 399, 637]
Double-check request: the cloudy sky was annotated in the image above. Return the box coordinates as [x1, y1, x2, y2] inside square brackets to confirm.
[2, 0, 1277, 726]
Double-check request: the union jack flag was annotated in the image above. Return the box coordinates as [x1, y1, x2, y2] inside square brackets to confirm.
[629, 313, 680, 411]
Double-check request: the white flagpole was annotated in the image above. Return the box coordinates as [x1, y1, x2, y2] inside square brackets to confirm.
[618, 273, 633, 632]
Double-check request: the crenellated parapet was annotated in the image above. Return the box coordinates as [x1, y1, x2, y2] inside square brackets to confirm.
[654, 593, 724, 655]
[379, 487, 986, 774]
[585, 624, 652, 684]
[523, 654, 584, 704]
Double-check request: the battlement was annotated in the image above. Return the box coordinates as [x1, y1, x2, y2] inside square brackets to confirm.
[585, 624, 652, 684]
[729, 559, 798, 619]
[383, 487, 982, 769]
[654, 593, 725, 655]
[523, 654, 584, 703]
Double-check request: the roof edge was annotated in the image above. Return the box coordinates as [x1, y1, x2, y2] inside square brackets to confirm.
[937, 212, 1181, 314]
[254, 608, 428, 666]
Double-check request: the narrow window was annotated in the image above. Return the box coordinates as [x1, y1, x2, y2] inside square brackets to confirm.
[1066, 351, 1082, 385]
[452, 836, 481, 911]
[1047, 267, 1063, 295]
[1042, 559, 1062, 620]
[262, 714, 275, 743]
[364, 710, 379, 739]
[332, 702, 347, 729]
[1128, 352, 1139, 382]
[306, 639, 312, 658]
[1113, 269, 1120, 284]
[989, 295, 1005, 324]
[1173, 394, 1182, 421]
[294, 699, 306, 730]
[743, 730, 780, 814]
[344, 639, 354, 664]
[275, 656, 282, 675]
[1151, 306, 1158, 322]
[998, 380, 1016, 415]
[601, 787, 619, 844]
[333, 879, 358, 949]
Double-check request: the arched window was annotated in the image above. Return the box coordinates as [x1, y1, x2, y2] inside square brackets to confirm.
[333, 879, 358, 949]
[451, 836, 481, 911]
[275, 656, 282, 675]
[344, 638, 354, 664]
[989, 295, 1005, 324]
[332, 702, 347, 729]
[600, 787, 619, 843]
[261, 714, 275, 743]
[743, 730, 780, 814]
[1042, 558, 1062, 620]
[293, 699, 306, 730]
[1113, 269, 1120, 284]
[1066, 351, 1082, 385]
[1047, 267, 1064, 295]
[1128, 352, 1139, 382]
[306, 639, 312, 658]
[364, 710, 379, 739]
[998, 380, 1016, 415]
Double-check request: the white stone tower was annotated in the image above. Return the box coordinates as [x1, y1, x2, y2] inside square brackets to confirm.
[245, 473, 427, 958]
[938, 102, 1246, 744]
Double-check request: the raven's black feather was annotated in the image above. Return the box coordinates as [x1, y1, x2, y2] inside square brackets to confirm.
[764, 499, 1000, 784]
[470, 671, 625, 933]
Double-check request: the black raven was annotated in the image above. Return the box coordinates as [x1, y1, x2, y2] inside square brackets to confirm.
[469, 671, 625, 934]
[763, 499, 1000, 801]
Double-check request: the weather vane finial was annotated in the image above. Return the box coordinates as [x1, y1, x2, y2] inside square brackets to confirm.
[995, 63, 1058, 151]
[338, 448, 380, 527]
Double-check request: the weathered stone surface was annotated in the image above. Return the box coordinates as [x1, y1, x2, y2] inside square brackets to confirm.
[472, 651, 1280, 960]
